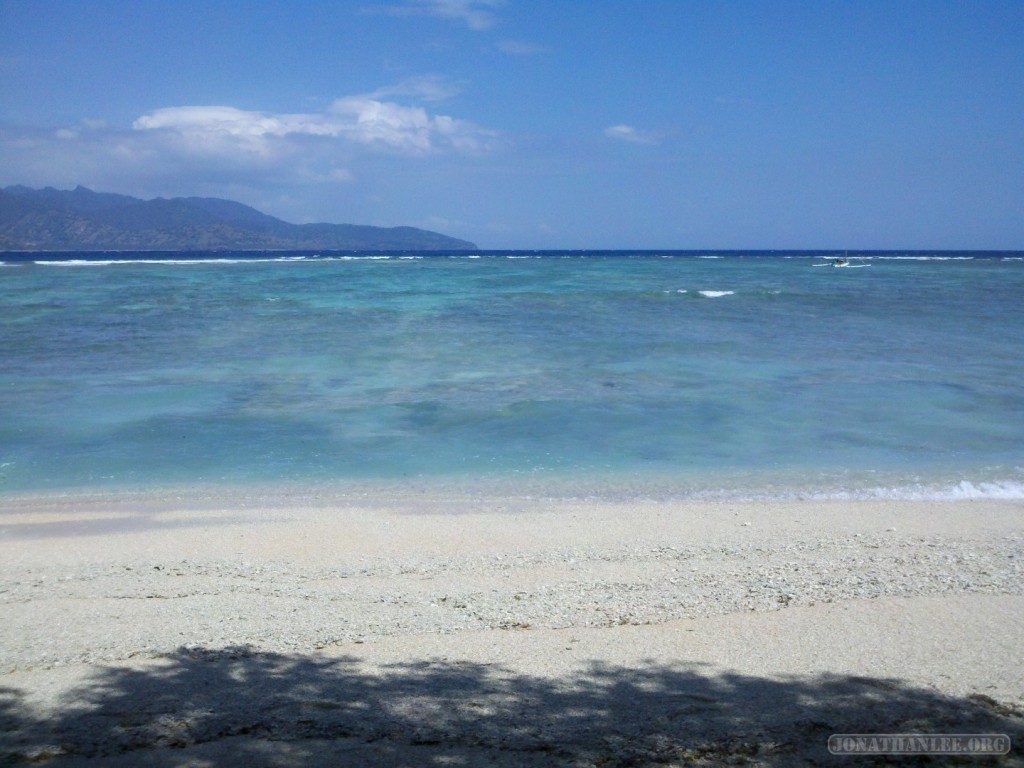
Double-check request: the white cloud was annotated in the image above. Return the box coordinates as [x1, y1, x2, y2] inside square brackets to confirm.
[374, 0, 503, 30]
[604, 124, 662, 146]
[331, 96, 500, 154]
[368, 74, 462, 103]
[132, 106, 314, 158]
[132, 94, 501, 157]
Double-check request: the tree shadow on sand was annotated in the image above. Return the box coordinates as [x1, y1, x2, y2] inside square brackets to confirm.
[2, 646, 1021, 766]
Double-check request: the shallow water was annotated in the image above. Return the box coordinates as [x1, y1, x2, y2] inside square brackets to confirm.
[1, 251, 1022, 499]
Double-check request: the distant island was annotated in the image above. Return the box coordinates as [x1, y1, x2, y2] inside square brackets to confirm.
[0, 185, 477, 251]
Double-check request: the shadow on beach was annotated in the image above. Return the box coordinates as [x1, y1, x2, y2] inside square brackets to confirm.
[2, 646, 1021, 767]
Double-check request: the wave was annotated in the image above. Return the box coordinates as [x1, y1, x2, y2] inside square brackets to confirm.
[798, 479, 1024, 502]
[29, 254, 491, 266]
[661, 289, 736, 298]
[333, 255, 396, 261]
[859, 255, 975, 261]
[34, 256, 313, 266]
[673, 480, 1024, 503]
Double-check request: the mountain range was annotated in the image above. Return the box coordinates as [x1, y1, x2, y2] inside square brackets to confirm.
[0, 186, 477, 251]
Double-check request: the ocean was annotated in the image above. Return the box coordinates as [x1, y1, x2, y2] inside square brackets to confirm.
[1, 250, 1022, 501]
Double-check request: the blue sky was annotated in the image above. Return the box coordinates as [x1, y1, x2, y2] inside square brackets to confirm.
[2, 0, 1022, 249]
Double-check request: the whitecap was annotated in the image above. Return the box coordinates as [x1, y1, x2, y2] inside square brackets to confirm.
[35, 259, 114, 266]
[322, 255, 392, 261]
[34, 256, 312, 266]
[868, 255, 974, 261]
[802, 479, 1024, 502]
[698, 290, 734, 298]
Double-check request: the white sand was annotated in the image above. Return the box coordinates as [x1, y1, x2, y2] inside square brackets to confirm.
[1, 492, 1022, 765]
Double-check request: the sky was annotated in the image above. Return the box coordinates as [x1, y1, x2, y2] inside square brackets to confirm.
[1, 0, 1022, 250]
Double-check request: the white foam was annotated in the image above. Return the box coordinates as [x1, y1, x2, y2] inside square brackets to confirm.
[327, 254, 401, 261]
[34, 256, 311, 266]
[861, 255, 974, 261]
[804, 480, 1024, 502]
[906, 480, 1024, 500]
[34, 259, 115, 266]
[673, 474, 1024, 503]
[698, 290, 734, 298]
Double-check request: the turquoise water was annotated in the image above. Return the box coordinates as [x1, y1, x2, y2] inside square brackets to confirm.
[1, 252, 1022, 499]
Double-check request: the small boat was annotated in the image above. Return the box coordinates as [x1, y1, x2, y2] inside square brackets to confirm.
[812, 254, 870, 268]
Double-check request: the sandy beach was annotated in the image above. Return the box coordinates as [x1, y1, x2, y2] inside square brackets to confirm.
[1, 490, 1022, 766]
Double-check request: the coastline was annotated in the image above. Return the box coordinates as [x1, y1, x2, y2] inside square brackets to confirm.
[2, 491, 1022, 764]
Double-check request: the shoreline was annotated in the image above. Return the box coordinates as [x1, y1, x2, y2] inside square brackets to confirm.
[2, 493, 1022, 764]
[3, 460, 1023, 510]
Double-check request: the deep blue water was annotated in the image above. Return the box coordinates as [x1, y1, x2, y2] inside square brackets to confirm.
[1, 251, 1022, 499]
